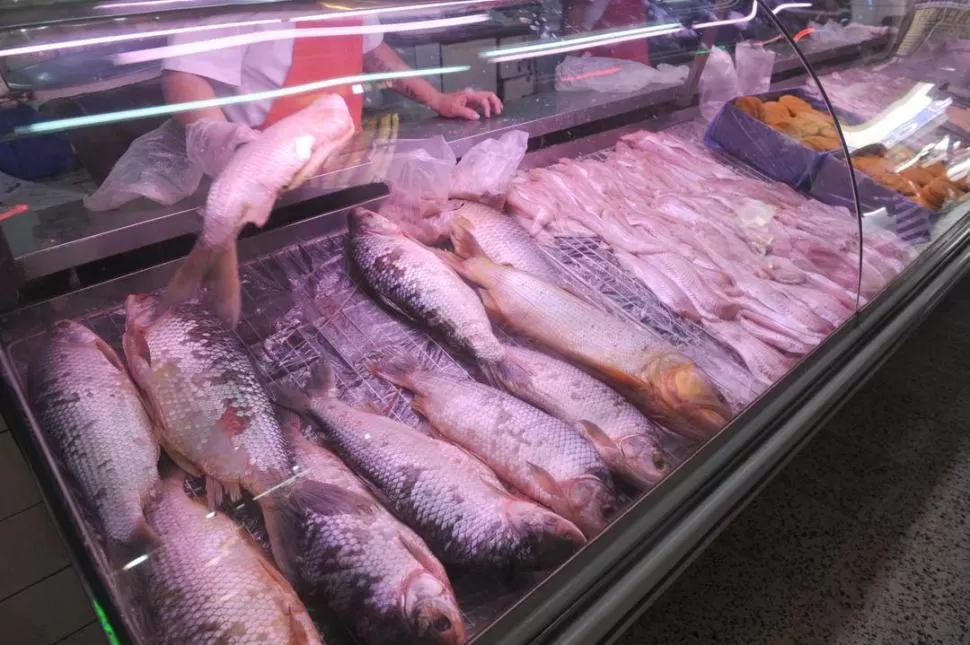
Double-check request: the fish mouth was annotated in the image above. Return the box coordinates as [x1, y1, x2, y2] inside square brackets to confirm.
[505, 499, 586, 568]
[618, 435, 673, 485]
[348, 208, 399, 236]
[647, 359, 731, 440]
[402, 571, 465, 645]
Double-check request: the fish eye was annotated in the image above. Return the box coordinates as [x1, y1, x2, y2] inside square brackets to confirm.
[432, 616, 453, 633]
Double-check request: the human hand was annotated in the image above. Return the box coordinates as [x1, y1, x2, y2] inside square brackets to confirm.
[185, 119, 260, 178]
[431, 90, 503, 120]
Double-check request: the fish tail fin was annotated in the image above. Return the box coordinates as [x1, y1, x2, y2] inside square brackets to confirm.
[202, 240, 241, 329]
[160, 239, 241, 328]
[450, 216, 488, 260]
[482, 352, 534, 394]
[260, 479, 376, 582]
[366, 350, 419, 390]
[272, 386, 310, 416]
[273, 357, 337, 416]
[306, 358, 337, 400]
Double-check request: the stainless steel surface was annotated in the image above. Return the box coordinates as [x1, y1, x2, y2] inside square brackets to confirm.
[6, 84, 682, 283]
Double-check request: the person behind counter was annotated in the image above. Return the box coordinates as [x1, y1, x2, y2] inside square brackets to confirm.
[563, 0, 652, 64]
[163, 16, 504, 178]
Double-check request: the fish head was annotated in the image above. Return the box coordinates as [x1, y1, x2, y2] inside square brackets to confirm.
[649, 357, 731, 440]
[401, 570, 465, 645]
[348, 208, 400, 237]
[618, 435, 673, 486]
[563, 475, 617, 537]
[504, 498, 586, 567]
[48, 319, 100, 346]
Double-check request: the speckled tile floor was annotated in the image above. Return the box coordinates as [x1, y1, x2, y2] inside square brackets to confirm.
[2, 279, 970, 645]
[619, 278, 970, 645]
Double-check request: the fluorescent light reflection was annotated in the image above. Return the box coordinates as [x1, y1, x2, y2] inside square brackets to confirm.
[481, 23, 683, 63]
[115, 14, 490, 66]
[693, 1, 758, 29]
[122, 554, 150, 570]
[0, 0, 495, 59]
[773, 2, 813, 14]
[14, 65, 470, 136]
[293, 0, 500, 22]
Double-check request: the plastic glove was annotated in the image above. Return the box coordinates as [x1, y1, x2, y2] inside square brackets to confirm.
[185, 118, 259, 178]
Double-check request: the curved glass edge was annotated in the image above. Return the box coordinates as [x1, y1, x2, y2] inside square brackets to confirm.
[796, 0, 970, 303]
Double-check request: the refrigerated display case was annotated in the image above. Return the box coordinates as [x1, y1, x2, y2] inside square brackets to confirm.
[1, 0, 970, 643]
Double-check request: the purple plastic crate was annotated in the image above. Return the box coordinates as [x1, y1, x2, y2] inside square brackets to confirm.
[808, 154, 932, 244]
[704, 88, 857, 190]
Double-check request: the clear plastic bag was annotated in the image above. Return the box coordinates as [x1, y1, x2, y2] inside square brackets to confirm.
[735, 43, 776, 96]
[378, 136, 457, 244]
[699, 47, 740, 122]
[555, 55, 688, 94]
[383, 136, 456, 207]
[450, 130, 529, 207]
[84, 119, 202, 211]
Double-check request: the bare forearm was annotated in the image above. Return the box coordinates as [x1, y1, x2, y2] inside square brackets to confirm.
[162, 70, 227, 126]
[363, 43, 442, 110]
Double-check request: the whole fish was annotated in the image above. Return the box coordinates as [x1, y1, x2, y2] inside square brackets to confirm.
[492, 344, 674, 489]
[28, 320, 160, 556]
[277, 360, 585, 570]
[370, 354, 617, 536]
[163, 94, 355, 327]
[444, 200, 563, 285]
[348, 208, 525, 386]
[124, 294, 344, 580]
[284, 417, 465, 645]
[443, 225, 731, 441]
[144, 473, 322, 645]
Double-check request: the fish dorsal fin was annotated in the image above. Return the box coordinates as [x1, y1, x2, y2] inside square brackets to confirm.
[294, 480, 377, 517]
[93, 337, 127, 373]
[375, 291, 416, 321]
[577, 420, 620, 455]
[397, 529, 449, 581]
[526, 461, 566, 502]
[355, 474, 397, 511]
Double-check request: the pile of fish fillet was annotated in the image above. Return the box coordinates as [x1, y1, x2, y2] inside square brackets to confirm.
[507, 128, 914, 385]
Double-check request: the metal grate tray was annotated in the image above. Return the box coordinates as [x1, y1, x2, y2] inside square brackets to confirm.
[2, 217, 762, 643]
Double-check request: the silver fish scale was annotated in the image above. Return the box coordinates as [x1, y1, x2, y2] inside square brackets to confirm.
[349, 230, 506, 367]
[28, 327, 158, 545]
[141, 302, 292, 489]
[443, 200, 563, 284]
[292, 434, 457, 645]
[311, 400, 538, 569]
[409, 373, 608, 484]
[147, 483, 320, 645]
